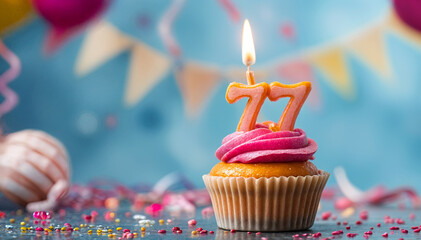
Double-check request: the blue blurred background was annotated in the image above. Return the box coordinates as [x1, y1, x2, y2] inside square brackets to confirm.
[1, 0, 420, 191]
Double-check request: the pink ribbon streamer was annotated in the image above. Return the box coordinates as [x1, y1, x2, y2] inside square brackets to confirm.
[158, 0, 185, 57]
[334, 167, 420, 210]
[218, 0, 241, 22]
[0, 40, 20, 118]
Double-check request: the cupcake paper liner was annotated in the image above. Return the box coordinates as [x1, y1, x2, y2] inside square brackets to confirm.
[203, 170, 329, 232]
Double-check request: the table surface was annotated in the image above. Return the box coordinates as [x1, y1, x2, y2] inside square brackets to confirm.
[0, 200, 420, 240]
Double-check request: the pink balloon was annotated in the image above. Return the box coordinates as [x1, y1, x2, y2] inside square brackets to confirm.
[393, 0, 421, 32]
[33, 0, 107, 30]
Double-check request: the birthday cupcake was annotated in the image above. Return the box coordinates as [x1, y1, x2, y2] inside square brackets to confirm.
[203, 121, 329, 231]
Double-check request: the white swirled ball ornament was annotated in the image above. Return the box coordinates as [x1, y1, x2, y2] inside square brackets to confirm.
[0, 130, 70, 211]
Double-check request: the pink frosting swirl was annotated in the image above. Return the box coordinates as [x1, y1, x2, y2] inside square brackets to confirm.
[215, 124, 317, 163]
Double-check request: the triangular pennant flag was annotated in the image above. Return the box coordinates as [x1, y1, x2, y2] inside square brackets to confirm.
[307, 47, 354, 99]
[346, 24, 392, 80]
[125, 42, 171, 106]
[75, 21, 134, 76]
[387, 11, 421, 47]
[278, 60, 321, 108]
[175, 62, 221, 117]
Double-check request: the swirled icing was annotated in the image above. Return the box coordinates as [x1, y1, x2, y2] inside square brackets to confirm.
[215, 124, 317, 163]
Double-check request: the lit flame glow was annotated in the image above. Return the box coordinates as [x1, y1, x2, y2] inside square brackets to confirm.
[242, 19, 256, 67]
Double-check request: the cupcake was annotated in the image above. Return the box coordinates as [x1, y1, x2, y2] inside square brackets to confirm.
[203, 84, 329, 232]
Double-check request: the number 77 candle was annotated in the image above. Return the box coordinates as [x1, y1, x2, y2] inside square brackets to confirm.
[226, 19, 310, 132]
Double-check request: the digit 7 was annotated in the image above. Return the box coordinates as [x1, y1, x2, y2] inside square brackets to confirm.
[268, 81, 311, 131]
[226, 82, 270, 132]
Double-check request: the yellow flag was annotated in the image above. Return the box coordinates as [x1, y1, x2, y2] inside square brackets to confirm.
[75, 21, 134, 76]
[176, 62, 221, 117]
[307, 47, 354, 99]
[125, 42, 171, 106]
[346, 24, 392, 80]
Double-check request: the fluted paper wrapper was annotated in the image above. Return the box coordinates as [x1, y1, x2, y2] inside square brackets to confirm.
[203, 171, 329, 232]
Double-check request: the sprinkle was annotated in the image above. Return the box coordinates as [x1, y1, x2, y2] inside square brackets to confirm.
[346, 233, 358, 237]
[88, 230, 92, 234]
[356, 220, 362, 225]
[9, 218, 15, 223]
[382, 232, 388, 237]
[370, 227, 373, 230]
[248, 232, 252, 234]
[346, 226, 351, 230]
[115, 218, 120, 223]
[176, 230, 182, 234]
[312, 232, 322, 237]
[140, 227, 145, 231]
[397, 219, 405, 224]
[364, 231, 373, 235]
[209, 231, 214, 234]
[188, 219, 197, 226]
[359, 210, 368, 220]
[410, 213, 416, 220]
[108, 229, 112, 233]
[390, 226, 399, 230]
[377, 223, 381, 227]
[117, 227, 122, 231]
[159, 219, 165, 225]
[412, 226, 419, 229]
[401, 229, 408, 233]
[21, 227, 27, 231]
[172, 227, 180, 232]
[322, 211, 331, 220]
[332, 231, 343, 235]
[256, 232, 261, 235]
[123, 229, 130, 233]
[343, 221, 348, 225]
[36, 227, 44, 231]
[292, 234, 300, 238]
[414, 228, 420, 233]
[191, 230, 197, 235]
[196, 227, 203, 232]
[133, 214, 146, 220]
[200, 230, 208, 234]
[337, 221, 341, 225]
[158, 229, 166, 234]
[230, 229, 236, 233]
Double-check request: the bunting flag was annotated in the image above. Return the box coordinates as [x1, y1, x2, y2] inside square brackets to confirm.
[175, 62, 221, 117]
[306, 47, 354, 100]
[75, 21, 134, 76]
[74, 9, 421, 117]
[125, 42, 171, 106]
[346, 24, 393, 80]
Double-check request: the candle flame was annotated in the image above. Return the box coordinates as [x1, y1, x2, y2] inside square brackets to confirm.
[242, 19, 255, 67]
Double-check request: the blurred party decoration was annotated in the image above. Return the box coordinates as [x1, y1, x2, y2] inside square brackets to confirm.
[75, 21, 133, 76]
[176, 62, 221, 117]
[306, 47, 354, 100]
[347, 24, 392, 80]
[125, 41, 171, 106]
[0, 130, 70, 211]
[0, 40, 20, 118]
[393, 0, 421, 33]
[0, 0, 33, 35]
[75, 9, 421, 118]
[218, 0, 241, 22]
[32, 0, 108, 54]
[334, 167, 420, 210]
[158, 0, 185, 57]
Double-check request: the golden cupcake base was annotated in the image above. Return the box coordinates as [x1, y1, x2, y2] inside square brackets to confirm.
[203, 170, 329, 232]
